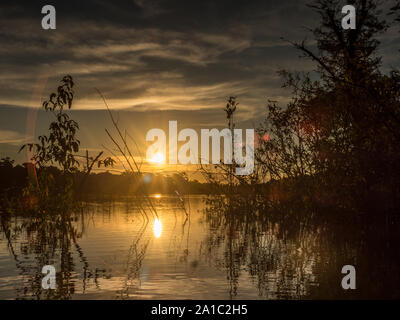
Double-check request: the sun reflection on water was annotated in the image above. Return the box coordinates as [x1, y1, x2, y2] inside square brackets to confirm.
[153, 218, 162, 238]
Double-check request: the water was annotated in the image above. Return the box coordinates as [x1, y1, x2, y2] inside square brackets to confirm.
[0, 195, 398, 299]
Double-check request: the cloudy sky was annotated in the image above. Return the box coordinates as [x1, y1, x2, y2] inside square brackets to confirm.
[0, 0, 398, 173]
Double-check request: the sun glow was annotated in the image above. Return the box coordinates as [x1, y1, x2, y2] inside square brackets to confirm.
[153, 218, 162, 238]
[149, 152, 165, 164]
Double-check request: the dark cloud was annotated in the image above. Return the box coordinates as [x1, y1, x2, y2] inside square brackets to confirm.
[0, 0, 321, 112]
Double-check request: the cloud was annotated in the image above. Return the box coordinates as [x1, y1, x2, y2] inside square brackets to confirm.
[0, 1, 320, 114]
[0, 130, 28, 145]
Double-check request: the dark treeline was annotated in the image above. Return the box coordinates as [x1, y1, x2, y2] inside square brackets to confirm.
[0, 157, 290, 198]
[0, 159, 212, 197]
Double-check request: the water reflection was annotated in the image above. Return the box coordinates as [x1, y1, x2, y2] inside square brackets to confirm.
[153, 218, 162, 238]
[0, 195, 399, 299]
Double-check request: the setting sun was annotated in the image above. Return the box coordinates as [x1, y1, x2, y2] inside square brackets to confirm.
[149, 152, 165, 164]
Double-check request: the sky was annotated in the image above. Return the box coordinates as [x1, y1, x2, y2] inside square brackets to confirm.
[0, 0, 399, 174]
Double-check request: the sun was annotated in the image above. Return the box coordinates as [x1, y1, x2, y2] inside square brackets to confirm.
[149, 152, 165, 164]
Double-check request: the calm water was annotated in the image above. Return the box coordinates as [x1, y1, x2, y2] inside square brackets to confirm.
[0, 195, 398, 299]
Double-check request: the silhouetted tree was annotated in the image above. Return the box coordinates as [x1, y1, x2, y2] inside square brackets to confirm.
[16, 76, 114, 211]
[257, 0, 400, 214]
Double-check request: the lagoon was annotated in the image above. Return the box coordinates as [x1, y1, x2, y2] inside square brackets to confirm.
[0, 195, 396, 299]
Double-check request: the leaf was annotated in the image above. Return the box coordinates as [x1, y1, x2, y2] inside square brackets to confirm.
[18, 145, 26, 153]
